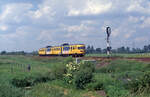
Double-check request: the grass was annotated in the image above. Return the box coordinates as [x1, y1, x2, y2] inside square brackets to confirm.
[94, 59, 150, 97]
[0, 55, 101, 97]
[0, 55, 150, 97]
[27, 80, 100, 97]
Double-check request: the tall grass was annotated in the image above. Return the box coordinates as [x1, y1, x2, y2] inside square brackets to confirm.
[1, 55, 150, 97]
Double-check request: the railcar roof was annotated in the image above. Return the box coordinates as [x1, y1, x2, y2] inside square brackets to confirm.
[45, 44, 85, 48]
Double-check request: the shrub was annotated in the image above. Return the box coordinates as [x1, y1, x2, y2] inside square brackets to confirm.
[128, 71, 150, 93]
[0, 84, 23, 97]
[105, 85, 129, 97]
[63, 57, 74, 64]
[11, 76, 34, 87]
[34, 72, 56, 83]
[64, 61, 80, 84]
[86, 80, 104, 90]
[74, 61, 95, 89]
[63, 61, 95, 89]
[80, 61, 95, 72]
[87, 73, 115, 91]
[11, 72, 56, 87]
[74, 68, 93, 89]
[52, 64, 67, 79]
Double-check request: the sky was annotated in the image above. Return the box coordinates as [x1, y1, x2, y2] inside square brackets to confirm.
[0, 0, 150, 52]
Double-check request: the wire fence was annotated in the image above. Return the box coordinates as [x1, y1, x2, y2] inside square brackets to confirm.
[0, 64, 33, 97]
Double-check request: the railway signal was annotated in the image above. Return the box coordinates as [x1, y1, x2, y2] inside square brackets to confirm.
[106, 27, 111, 56]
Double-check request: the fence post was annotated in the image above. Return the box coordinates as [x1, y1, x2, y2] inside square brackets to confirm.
[76, 58, 81, 64]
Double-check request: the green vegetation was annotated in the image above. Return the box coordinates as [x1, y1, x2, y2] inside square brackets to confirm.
[95, 60, 150, 97]
[0, 55, 150, 97]
[86, 44, 150, 54]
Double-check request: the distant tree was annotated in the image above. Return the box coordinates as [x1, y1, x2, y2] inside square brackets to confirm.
[86, 45, 91, 54]
[86, 44, 150, 54]
[31, 51, 38, 55]
[148, 44, 150, 52]
[102, 48, 107, 53]
[96, 48, 101, 53]
[1, 51, 7, 55]
[126, 47, 130, 53]
[91, 46, 94, 53]
[117, 46, 126, 53]
[5, 51, 27, 55]
[86, 45, 95, 54]
[111, 49, 117, 53]
[19, 51, 25, 55]
[131, 48, 143, 53]
[132, 48, 136, 53]
[143, 45, 149, 53]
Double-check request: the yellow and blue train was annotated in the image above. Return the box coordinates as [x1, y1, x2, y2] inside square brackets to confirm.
[38, 43, 85, 57]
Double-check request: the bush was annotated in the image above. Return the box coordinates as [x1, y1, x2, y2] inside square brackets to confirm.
[52, 64, 67, 79]
[86, 80, 104, 90]
[74, 68, 93, 89]
[80, 61, 95, 72]
[87, 73, 115, 90]
[11, 75, 34, 87]
[63, 61, 95, 89]
[87, 73, 130, 97]
[73, 62, 95, 89]
[0, 84, 23, 97]
[128, 71, 150, 93]
[34, 72, 56, 83]
[64, 61, 80, 84]
[105, 85, 129, 97]
[63, 57, 74, 64]
[11, 72, 56, 87]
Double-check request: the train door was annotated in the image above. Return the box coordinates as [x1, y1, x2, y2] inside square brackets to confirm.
[62, 46, 70, 55]
[70, 45, 73, 54]
[46, 47, 51, 55]
[60, 47, 62, 55]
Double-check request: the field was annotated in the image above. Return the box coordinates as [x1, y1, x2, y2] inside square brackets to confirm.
[0, 54, 150, 97]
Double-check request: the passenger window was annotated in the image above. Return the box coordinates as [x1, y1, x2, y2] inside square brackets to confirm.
[78, 47, 85, 49]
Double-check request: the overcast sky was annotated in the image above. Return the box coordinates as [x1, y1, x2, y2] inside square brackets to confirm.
[0, 0, 150, 51]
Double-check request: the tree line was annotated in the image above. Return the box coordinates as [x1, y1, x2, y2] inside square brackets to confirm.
[86, 44, 150, 54]
[0, 51, 38, 55]
[0, 44, 150, 55]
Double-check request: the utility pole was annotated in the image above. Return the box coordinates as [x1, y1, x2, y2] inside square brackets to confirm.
[106, 27, 111, 56]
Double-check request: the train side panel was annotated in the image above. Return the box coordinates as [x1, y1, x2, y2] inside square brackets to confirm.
[62, 46, 70, 55]
[69, 45, 85, 56]
[51, 46, 61, 55]
[39, 44, 85, 57]
[46, 47, 52, 55]
[38, 48, 47, 56]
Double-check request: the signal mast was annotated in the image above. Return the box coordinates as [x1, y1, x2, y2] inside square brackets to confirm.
[106, 27, 111, 56]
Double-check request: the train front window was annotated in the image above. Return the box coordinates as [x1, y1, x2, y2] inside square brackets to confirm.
[63, 46, 70, 51]
[47, 48, 51, 51]
[78, 47, 85, 49]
